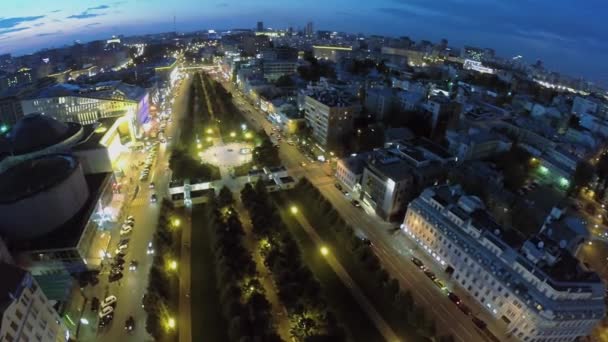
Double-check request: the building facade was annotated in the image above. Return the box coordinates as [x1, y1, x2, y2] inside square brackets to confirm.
[303, 89, 359, 152]
[0, 263, 70, 342]
[402, 185, 605, 342]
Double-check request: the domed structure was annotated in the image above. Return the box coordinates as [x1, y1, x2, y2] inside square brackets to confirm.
[0, 154, 89, 240]
[10, 113, 81, 155]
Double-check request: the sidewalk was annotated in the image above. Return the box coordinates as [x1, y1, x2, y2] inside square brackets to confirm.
[292, 212, 400, 342]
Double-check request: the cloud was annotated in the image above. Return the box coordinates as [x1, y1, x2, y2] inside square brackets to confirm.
[85, 22, 102, 27]
[36, 31, 62, 37]
[50, 10, 61, 13]
[0, 27, 30, 36]
[67, 4, 112, 20]
[0, 16, 45, 29]
[217, 2, 229, 7]
[33, 22, 45, 27]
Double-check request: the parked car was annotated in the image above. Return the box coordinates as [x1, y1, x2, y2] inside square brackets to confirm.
[448, 292, 461, 305]
[423, 269, 436, 280]
[411, 257, 424, 269]
[351, 200, 361, 208]
[150, 194, 157, 203]
[101, 295, 117, 308]
[129, 260, 138, 272]
[120, 226, 132, 235]
[109, 272, 123, 282]
[472, 317, 487, 330]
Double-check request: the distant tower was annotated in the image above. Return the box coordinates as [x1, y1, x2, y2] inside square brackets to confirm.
[257, 21, 264, 32]
[173, 13, 176, 34]
[305, 21, 313, 37]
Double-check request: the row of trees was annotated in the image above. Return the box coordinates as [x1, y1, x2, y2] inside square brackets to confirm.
[144, 199, 180, 341]
[241, 181, 347, 341]
[205, 190, 281, 342]
[290, 179, 452, 341]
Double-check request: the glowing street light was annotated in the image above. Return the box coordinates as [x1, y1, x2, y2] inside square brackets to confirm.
[206, 128, 213, 134]
[206, 137, 213, 142]
[244, 132, 253, 139]
[173, 218, 181, 227]
[197, 143, 202, 149]
[167, 317, 176, 330]
[290, 206, 298, 214]
[230, 132, 237, 138]
[169, 260, 178, 271]
[80, 318, 89, 325]
[320, 246, 329, 256]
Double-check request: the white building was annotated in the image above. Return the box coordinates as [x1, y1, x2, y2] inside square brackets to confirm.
[402, 185, 605, 342]
[0, 263, 70, 342]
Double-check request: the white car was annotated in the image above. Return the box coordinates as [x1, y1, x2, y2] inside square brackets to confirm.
[146, 242, 155, 255]
[115, 244, 128, 254]
[101, 295, 117, 308]
[122, 223, 134, 229]
[120, 226, 132, 235]
[98, 305, 114, 318]
[126, 215, 134, 221]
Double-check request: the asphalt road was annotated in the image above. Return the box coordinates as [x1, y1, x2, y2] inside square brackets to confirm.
[211, 71, 496, 342]
[79, 75, 190, 342]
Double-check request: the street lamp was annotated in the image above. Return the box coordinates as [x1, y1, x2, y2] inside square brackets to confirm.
[167, 317, 176, 330]
[169, 260, 178, 271]
[230, 132, 236, 138]
[290, 206, 298, 214]
[173, 218, 181, 227]
[320, 246, 329, 256]
[206, 128, 213, 134]
[80, 318, 89, 325]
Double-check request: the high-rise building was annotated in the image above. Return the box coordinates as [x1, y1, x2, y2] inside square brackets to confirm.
[257, 21, 264, 32]
[0, 262, 70, 342]
[303, 88, 359, 152]
[402, 185, 605, 341]
[305, 21, 314, 37]
[313, 45, 353, 63]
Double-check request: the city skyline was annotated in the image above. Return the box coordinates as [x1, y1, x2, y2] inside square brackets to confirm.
[1, 0, 607, 86]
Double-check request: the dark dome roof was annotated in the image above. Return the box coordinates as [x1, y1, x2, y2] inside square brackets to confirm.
[10, 114, 73, 154]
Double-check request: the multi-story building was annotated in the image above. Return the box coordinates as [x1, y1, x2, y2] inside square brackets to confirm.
[21, 81, 149, 133]
[261, 47, 298, 81]
[305, 21, 314, 37]
[313, 45, 353, 63]
[0, 68, 33, 92]
[303, 88, 359, 152]
[0, 94, 24, 128]
[446, 128, 512, 161]
[402, 185, 605, 341]
[0, 262, 70, 342]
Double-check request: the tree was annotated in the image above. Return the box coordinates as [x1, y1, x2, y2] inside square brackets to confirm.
[253, 137, 280, 167]
[571, 160, 595, 193]
[218, 186, 235, 208]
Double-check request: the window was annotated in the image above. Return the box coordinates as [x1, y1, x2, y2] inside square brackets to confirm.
[10, 321, 19, 331]
[15, 309, 23, 320]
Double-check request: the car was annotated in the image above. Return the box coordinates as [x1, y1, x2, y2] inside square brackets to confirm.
[457, 302, 471, 315]
[146, 242, 155, 255]
[129, 260, 138, 271]
[99, 311, 114, 328]
[112, 258, 125, 266]
[101, 295, 117, 308]
[300, 161, 307, 167]
[433, 279, 447, 291]
[149, 182, 155, 189]
[424, 269, 436, 280]
[125, 316, 136, 332]
[472, 317, 487, 330]
[448, 292, 461, 305]
[334, 183, 343, 191]
[118, 239, 129, 247]
[115, 251, 126, 259]
[91, 297, 100, 312]
[150, 194, 157, 203]
[361, 238, 372, 246]
[120, 227, 132, 236]
[411, 257, 425, 269]
[126, 216, 135, 223]
[115, 245, 128, 254]
[108, 272, 123, 282]
[351, 200, 361, 208]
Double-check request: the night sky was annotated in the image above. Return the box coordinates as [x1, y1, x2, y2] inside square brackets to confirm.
[1, 0, 607, 86]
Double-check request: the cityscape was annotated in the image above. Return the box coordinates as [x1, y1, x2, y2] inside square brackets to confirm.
[0, 3, 608, 342]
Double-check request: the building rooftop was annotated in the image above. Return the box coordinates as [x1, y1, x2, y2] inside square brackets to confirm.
[9, 113, 82, 155]
[11, 172, 111, 251]
[307, 88, 356, 107]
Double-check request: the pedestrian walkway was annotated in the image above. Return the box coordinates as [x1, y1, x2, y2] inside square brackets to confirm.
[292, 213, 400, 342]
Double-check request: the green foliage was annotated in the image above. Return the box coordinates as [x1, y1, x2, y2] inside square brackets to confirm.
[253, 137, 281, 167]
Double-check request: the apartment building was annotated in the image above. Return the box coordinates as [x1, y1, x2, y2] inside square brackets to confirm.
[402, 185, 605, 341]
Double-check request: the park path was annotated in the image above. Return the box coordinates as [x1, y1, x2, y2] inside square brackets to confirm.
[233, 199, 292, 341]
[292, 212, 400, 342]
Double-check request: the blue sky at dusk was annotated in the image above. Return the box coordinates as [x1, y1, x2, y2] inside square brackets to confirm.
[1, 0, 607, 85]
